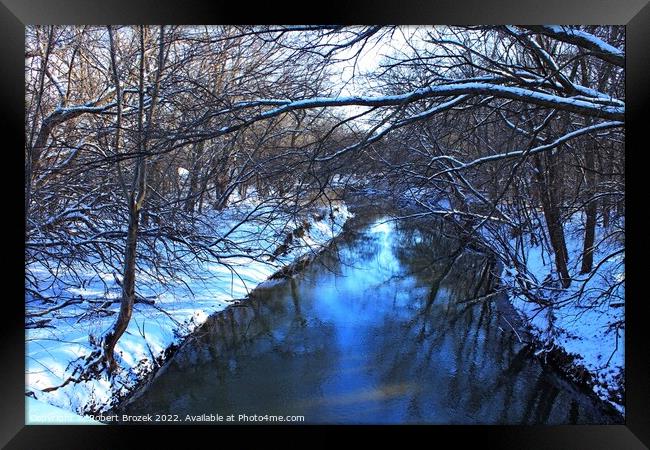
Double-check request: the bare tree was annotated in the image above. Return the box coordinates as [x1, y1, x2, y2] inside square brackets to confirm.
[25, 25, 624, 382]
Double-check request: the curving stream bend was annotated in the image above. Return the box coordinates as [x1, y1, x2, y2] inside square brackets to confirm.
[119, 207, 622, 424]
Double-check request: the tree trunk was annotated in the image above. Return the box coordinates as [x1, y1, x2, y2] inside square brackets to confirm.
[102, 203, 140, 373]
[580, 141, 597, 274]
[580, 61, 599, 274]
[26, 27, 54, 226]
[185, 141, 205, 213]
[214, 174, 229, 210]
[534, 153, 571, 288]
[102, 25, 163, 373]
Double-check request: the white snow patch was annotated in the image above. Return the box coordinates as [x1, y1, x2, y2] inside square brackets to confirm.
[502, 213, 624, 413]
[26, 396, 103, 425]
[26, 199, 352, 420]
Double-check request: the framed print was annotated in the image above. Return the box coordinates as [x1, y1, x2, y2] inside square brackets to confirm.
[2, 0, 648, 447]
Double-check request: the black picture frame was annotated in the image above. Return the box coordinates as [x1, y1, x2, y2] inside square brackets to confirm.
[2, 1, 648, 447]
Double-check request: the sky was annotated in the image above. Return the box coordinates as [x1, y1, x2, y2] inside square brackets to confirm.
[326, 27, 415, 124]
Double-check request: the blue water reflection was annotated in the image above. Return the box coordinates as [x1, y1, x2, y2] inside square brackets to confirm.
[120, 212, 621, 424]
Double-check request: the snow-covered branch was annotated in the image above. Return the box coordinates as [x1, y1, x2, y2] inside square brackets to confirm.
[523, 26, 624, 67]
[432, 121, 623, 177]
[226, 82, 623, 128]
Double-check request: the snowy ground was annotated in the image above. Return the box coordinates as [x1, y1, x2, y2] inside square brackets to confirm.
[26, 198, 351, 423]
[26, 397, 103, 425]
[501, 213, 625, 413]
[25, 188, 625, 421]
[391, 185, 625, 414]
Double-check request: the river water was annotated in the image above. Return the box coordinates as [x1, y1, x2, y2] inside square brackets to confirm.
[120, 207, 621, 424]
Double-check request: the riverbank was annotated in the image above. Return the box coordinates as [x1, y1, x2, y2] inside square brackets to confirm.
[26, 199, 351, 422]
[25, 189, 624, 422]
[116, 204, 620, 424]
[354, 186, 624, 416]
[502, 215, 625, 414]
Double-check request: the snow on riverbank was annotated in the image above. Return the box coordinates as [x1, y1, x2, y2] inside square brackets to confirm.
[26, 397, 103, 425]
[26, 199, 351, 422]
[374, 186, 624, 414]
[501, 214, 625, 413]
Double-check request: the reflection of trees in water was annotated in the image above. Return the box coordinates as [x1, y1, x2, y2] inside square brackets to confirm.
[316, 236, 379, 276]
[391, 218, 490, 288]
[362, 247, 609, 424]
[317, 210, 387, 274]
[521, 373, 561, 424]
[124, 212, 620, 424]
[124, 276, 340, 417]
